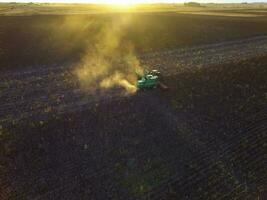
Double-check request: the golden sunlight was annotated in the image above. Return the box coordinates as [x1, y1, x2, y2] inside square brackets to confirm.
[103, 0, 136, 5]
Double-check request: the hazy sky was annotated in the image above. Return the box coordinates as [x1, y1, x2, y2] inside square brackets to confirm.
[0, 0, 267, 3]
[1, 0, 179, 2]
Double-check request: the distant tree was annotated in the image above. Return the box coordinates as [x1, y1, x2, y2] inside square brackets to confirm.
[184, 2, 202, 7]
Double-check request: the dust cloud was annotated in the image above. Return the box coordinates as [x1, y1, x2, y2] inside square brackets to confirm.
[74, 15, 143, 94]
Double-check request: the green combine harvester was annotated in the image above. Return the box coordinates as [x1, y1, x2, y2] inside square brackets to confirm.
[137, 70, 168, 90]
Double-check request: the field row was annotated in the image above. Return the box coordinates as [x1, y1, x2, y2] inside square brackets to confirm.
[1, 36, 267, 125]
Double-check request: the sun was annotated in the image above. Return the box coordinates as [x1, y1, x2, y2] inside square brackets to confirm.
[104, 0, 136, 6]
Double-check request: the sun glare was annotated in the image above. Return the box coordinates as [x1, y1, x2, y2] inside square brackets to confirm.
[104, 0, 136, 6]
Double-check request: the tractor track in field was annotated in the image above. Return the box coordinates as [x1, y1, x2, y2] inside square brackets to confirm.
[1, 35, 267, 124]
[4, 92, 265, 200]
[144, 109, 267, 200]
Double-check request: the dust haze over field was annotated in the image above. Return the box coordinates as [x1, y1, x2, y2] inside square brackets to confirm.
[74, 15, 143, 94]
[1, 4, 150, 94]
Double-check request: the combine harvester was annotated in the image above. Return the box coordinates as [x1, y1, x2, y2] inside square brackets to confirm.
[137, 70, 168, 90]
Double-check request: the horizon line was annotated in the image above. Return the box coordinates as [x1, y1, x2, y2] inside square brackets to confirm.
[1, 1, 267, 4]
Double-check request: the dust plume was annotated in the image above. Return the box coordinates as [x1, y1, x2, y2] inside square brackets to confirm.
[75, 15, 143, 95]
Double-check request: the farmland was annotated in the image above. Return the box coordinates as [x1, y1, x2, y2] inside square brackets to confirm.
[2, 4, 267, 70]
[0, 3, 267, 200]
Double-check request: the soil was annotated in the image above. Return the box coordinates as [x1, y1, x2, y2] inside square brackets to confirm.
[2, 12, 267, 70]
[0, 37, 266, 199]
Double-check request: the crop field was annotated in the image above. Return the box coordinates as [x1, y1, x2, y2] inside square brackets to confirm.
[2, 4, 267, 70]
[0, 3, 267, 200]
